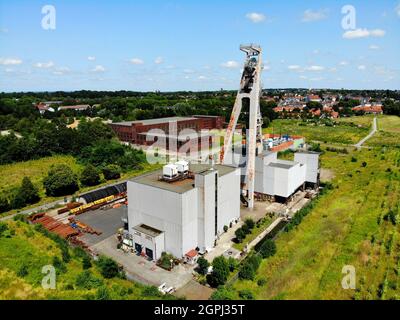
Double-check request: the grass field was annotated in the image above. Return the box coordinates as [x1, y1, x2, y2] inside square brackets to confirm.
[264, 118, 371, 145]
[366, 116, 400, 148]
[230, 115, 400, 300]
[0, 219, 169, 300]
[0, 155, 161, 217]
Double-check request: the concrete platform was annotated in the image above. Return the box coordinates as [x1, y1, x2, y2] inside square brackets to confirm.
[76, 205, 126, 246]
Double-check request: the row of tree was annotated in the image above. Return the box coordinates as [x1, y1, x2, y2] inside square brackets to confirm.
[0, 163, 123, 214]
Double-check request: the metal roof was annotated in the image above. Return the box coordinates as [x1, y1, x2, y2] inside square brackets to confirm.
[112, 117, 197, 126]
[133, 224, 163, 237]
[129, 164, 237, 194]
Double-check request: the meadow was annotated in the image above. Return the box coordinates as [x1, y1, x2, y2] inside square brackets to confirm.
[231, 115, 400, 300]
[0, 219, 170, 300]
[264, 118, 371, 145]
[0, 155, 161, 217]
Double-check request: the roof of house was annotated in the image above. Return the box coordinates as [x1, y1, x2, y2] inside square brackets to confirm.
[112, 117, 198, 127]
[133, 224, 163, 237]
[185, 249, 198, 258]
[129, 164, 237, 194]
[267, 159, 298, 170]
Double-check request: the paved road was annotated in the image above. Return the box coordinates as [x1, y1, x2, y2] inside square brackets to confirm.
[355, 117, 377, 149]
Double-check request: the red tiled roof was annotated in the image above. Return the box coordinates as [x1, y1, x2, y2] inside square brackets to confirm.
[185, 249, 198, 258]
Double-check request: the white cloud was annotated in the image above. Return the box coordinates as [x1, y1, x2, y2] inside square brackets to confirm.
[369, 45, 380, 50]
[339, 61, 349, 66]
[34, 61, 54, 69]
[0, 58, 23, 65]
[358, 65, 366, 71]
[87, 56, 96, 61]
[183, 69, 195, 74]
[245, 12, 266, 23]
[305, 65, 325, 72]
[302, 9, 328, 22]
[53, 67, 70, 75]
[130, 58, 144, 65]
[288, 65, 301, 71]
[343, 28, 386, 39]
[198, 75, 207, 80]
[221, 60, 239, 69]
[263, 65, 271, 71]
[154, 57, 164, 64]
[91, 65, 105, 72]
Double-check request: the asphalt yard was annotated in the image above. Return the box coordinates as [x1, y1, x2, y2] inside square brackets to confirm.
[75, 205, 126, 246]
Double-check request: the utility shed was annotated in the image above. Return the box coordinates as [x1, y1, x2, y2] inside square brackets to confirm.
[127, 164, 240, 259]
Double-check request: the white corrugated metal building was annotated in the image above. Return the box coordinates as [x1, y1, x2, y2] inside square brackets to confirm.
[238, 149, 320, 199]
[127, 163, 240, 260]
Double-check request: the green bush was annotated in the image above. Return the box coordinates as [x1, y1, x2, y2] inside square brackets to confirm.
[238, 261, 256, 280]
[210, 286, 236, 300]
[257, 278, 267, 286]
[75, 270, 104, 289]
[258, 239, 277, 259]
[196, 257, 210, 275]
[96, 286, 110, 300]
[82, 255, 92, 269]
[158, 252, 175, 270]
[11, 177, 40, 209]
[80, 164, 101, 186]
[52, 256, 67, 274]
[96, 256, 120, 279]
[43, 164, 79, 196]
[207, 256, 230, 288]
[238, 289, 255, 300]
[17, 264, 29, 277]
[244, 218, 255, 230]
[0, 196, 10, 213]
[142, 285, 162, 297]
[102, 164, 121, 180]
[235, 228, 246, 243]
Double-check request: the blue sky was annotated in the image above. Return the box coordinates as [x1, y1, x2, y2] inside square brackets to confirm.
[0, 0, 399, 92]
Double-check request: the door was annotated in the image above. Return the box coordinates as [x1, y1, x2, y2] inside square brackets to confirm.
[145, 248, 153, 260]
[135, 243, 142, 254]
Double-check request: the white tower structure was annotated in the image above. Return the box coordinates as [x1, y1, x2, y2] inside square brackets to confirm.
[220, 44, 263, 209]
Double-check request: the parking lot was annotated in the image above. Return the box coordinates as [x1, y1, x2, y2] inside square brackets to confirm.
[75, 205, 127, 246]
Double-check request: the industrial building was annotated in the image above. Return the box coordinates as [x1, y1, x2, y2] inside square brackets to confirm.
[126, 162, 240, 260]
[238, 150, 320, 202]
[110, 115, 224, 151]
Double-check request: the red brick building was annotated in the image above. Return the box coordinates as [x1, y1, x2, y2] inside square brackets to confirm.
[110, 115, 224, 151]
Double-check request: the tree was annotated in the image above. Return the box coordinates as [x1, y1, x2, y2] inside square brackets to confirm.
[96, 256, 120, 279]
[211, 286, 236, 300]
[80, 164, 101, 186]
[244, 218, 255, 230]
[235, 228, 246, 243]
[197, 257, 210, 275]
[43, 164, 79, 196]
[0, 197, 10, 213]
[258, 239, 277, 259]
[82, 255, 92, 269]
[12, 177, 40, 209]
[238, 261, 256, 280]
[102, 164, 121, 180]
[238, 289, 255, 300]
[207, 256, 230, 287]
